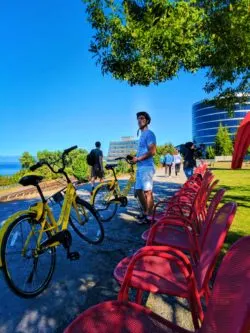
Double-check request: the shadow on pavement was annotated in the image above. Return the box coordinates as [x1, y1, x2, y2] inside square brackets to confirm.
[0, 177, 185, 333]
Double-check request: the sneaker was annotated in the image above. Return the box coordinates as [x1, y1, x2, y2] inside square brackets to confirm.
[136, 215, 150, 225]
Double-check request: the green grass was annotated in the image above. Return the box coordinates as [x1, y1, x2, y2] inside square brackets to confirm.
[211, 164, 250, 251]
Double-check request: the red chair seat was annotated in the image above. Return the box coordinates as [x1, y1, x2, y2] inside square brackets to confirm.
[64, 300, 191, 333]
[144, 225, 196, 250]
[148, 212, 164, 223]
[142, 219, 194, 243]
[114, 255, 190, 297]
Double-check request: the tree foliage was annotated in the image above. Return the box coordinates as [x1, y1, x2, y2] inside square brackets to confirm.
[154, 142, 176, 165]
[19, 152, 36, 169]
[206, 145, 215, 159]
[214, 123, 233, 156]
[83, 0, 250, 110]
[1, 148, 90, 186]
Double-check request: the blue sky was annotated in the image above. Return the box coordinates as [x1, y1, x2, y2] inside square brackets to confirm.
[0, 0, 208, 157]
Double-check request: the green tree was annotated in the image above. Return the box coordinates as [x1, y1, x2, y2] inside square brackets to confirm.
[116, 160, 131, 174]
[206, 145, 215, 159]
[1, 148, 90, 185]
[19, 152, 36, 169]
[154, 142, 176, 166]
[83, 0, 250, 110]
[214, 124, 233, 156]
[72, 154, 89, 181]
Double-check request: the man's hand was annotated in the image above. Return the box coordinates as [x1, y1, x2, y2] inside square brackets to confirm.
[132, 156, 138, 164]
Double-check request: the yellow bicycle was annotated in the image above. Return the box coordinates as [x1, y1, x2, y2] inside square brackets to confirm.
[0, 146, 104, 298]
[91, 156, 143, 221]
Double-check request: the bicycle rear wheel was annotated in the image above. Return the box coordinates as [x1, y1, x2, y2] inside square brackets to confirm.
[1, 214, 56, 298]
[69, 197, 104, 244]
[92, 183, 118, 222]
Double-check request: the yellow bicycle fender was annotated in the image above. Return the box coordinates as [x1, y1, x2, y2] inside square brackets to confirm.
[90, 181, 114, 205]
[0, 205, 41, 267]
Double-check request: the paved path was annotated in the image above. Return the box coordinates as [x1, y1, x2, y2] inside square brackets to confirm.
[0, 170, 192, 333]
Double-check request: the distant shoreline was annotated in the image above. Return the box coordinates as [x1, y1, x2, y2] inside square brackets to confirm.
[0, 162, 21, 176]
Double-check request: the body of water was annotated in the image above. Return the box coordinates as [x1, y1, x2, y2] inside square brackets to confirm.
[0, 162, 21, 176]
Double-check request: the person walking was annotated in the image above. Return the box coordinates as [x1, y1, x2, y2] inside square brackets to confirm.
[132, 111, 156, 224]
[89, 141, 104, 191]
[173, 150, 182, 176]
[165, 152, 174, 177]
[183, 142, 196, 179]
[160, 155, 165, 169]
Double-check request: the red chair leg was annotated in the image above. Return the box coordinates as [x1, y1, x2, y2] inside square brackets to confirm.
[135, 289, 143, 304]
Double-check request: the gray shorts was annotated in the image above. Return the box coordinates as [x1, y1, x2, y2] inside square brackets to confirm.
[135, 167, 155, 191]
[91, 165, 104, 179]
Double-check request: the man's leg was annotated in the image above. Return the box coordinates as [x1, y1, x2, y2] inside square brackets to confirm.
[91, 167, 95, 189]
[135, 167, 155, 223]
[144, 190, 154, 215]
[169, 164, 172, 176]
[165, 165, 168, 176]
[136, 189, 147, 215]
[175, 163, 180, 176]
[91, 177, 96, 190]
[184, 167, 193, 179]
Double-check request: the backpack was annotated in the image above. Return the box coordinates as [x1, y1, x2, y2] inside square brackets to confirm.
[86, 150, 96, 166]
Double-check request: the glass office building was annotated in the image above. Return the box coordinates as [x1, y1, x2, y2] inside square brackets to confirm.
[107, 136, 138, 162]
[192, 97, 250, 146]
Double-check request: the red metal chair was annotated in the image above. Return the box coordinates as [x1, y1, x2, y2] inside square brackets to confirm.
[113, 202, 237, 327]
[64, 235, 250, 333]
[148, 172, 213, 226]
[145, 189, 226, 262]
[143, 175, 218, 242]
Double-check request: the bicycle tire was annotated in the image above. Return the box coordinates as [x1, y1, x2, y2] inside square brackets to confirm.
[1, 214, 56, 298]
[92, 183, 118, 222]
[69, 197, 104, 244]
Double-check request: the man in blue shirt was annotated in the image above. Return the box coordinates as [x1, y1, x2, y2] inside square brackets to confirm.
[132, 112, 157, 224]
[165, 153, 174, 177]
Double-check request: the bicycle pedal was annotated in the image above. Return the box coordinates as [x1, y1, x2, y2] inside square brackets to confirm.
[68, 251, 80, 261]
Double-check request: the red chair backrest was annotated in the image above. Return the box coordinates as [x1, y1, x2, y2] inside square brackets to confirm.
[200, 188, 226, 246]
[192, 172, 215, 228]
[200, 236, 250, 333]
[197, 202, 237, 289]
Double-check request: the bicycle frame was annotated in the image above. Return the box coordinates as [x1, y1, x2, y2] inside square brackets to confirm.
[90, 165, 136, 205]
[0, 182, 80, 267]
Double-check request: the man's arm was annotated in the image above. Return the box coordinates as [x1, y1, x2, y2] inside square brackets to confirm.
[99, 151, 104, 171]
[133, 143, 156, 163]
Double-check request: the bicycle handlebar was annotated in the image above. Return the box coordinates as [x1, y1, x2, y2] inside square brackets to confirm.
[62, 145, 78, 156]
[114, 155, 135, 165]
[30, 161, 43, 171]
[29, 146, 78, 174]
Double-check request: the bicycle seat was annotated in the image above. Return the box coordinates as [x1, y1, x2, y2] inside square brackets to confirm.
[19, 175, 44, 187]
[105, 164, 118, 170]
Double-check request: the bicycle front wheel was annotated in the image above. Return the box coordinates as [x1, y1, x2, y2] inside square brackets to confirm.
[92, 183, 118, 222]
[1, 214, 56, 298]
[69, 197, 104, 244]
